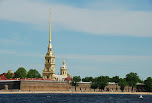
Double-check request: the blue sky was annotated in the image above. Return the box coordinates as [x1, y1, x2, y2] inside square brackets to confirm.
[0, 0, 152, 80]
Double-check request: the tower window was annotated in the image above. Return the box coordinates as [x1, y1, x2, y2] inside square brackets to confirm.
[47, 68, 49, 71]
[63, 71, 64, 74]
[47, 76, 49, 79]
[48, 59, 49, 63]
[49, 48, 52, 51]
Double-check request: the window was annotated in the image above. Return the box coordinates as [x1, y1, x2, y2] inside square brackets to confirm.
[47, 76, 49, 79]
[49, 48, 52, 51]
[63, 71, 64, 74]
[48, 59, 49, 63]
[47, 68, 49, 71]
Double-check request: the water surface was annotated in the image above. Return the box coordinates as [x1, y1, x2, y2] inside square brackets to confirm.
[0, 93, 151, 103]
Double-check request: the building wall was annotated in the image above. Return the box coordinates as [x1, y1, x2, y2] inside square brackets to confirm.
[20, 81, 134, 92]
[0, 81, 20, 90]
[104, 84, 133, 92]
[72, 83, 133, 92]
[20, 80, 69, 91]
[60, 69, 67, 77]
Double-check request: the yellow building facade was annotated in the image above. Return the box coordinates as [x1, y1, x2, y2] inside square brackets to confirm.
[60, 60, 68, 77]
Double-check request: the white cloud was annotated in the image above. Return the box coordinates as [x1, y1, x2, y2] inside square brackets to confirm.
[56, 54, 152, 63]
[1, 48, 152, 63]
[0, 0, 152, 37]
[0, 38, 27, 45]
[56, 54, 152, 79]
[0, 49, 44, 57]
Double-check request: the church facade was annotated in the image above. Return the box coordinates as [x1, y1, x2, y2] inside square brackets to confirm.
[42, 9, 69, 81]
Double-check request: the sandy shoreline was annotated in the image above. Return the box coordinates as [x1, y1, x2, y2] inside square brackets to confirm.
[0, 91, 152, 95]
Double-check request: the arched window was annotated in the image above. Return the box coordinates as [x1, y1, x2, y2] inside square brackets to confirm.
[47, 76, 49, 79]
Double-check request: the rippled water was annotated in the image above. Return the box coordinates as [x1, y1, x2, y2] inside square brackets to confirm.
[0, 93, 151, 103]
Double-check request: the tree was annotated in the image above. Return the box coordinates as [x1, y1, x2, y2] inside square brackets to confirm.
[14, 67, 27, 78]
[111, 76, 119, 91]
[111, 76, 119, 83]
[138, 78, 144, 83]
[5, 73, 14, 79]
[118, 78, 128, 92]
[109, 78, 112, 82]
[97, 76, 109, 91]
[82, 77, 93, 82]
[126, 72, 139, 92]
[144, 77, 152, 92]
[91, 78, 98, 91]
[70, 76, 81, 91]
[27, 69, 41, 78]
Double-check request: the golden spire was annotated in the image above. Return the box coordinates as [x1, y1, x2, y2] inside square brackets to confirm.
[48, 8, 53, 52]
[63, 60, 65, 65]
[49, 8, 51, 42]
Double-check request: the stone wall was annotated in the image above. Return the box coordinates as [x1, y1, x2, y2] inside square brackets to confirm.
[73, 83, 133, 92]
[0, 81, 20, 90]
[20, 80, 134, 92]
[104, 84, 133, 92]
[20, 80, 70, 91]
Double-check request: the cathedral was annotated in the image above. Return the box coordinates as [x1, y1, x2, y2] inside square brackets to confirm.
[42, 9, 70, 81]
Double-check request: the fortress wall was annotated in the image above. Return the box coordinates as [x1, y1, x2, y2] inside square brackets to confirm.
[20, 80, 134, 92]
[73, 83, 133, 92]
[20, 80, 70, 91]
[104, 84, 133, 92]
[73, 83, 93, 92]
[0, 81, 20, 90]
[20, 81, 93, 92]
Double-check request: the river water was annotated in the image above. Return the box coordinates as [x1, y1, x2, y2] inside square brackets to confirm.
[0, 93, 151, 103]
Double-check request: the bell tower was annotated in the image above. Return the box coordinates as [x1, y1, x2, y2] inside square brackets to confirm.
[42, 9, 55, 79]
[60, 60, 68, 77]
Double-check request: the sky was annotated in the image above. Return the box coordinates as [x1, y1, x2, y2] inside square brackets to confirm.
[0, 0, 152, 80]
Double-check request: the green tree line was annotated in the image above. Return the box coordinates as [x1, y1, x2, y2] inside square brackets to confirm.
[5, 67, 41, 79]
[71, 72, 152, 92]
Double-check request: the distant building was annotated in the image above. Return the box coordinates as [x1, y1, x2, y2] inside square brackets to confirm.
[0, 73, 6, 79]
[0, 70, 14, 79]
